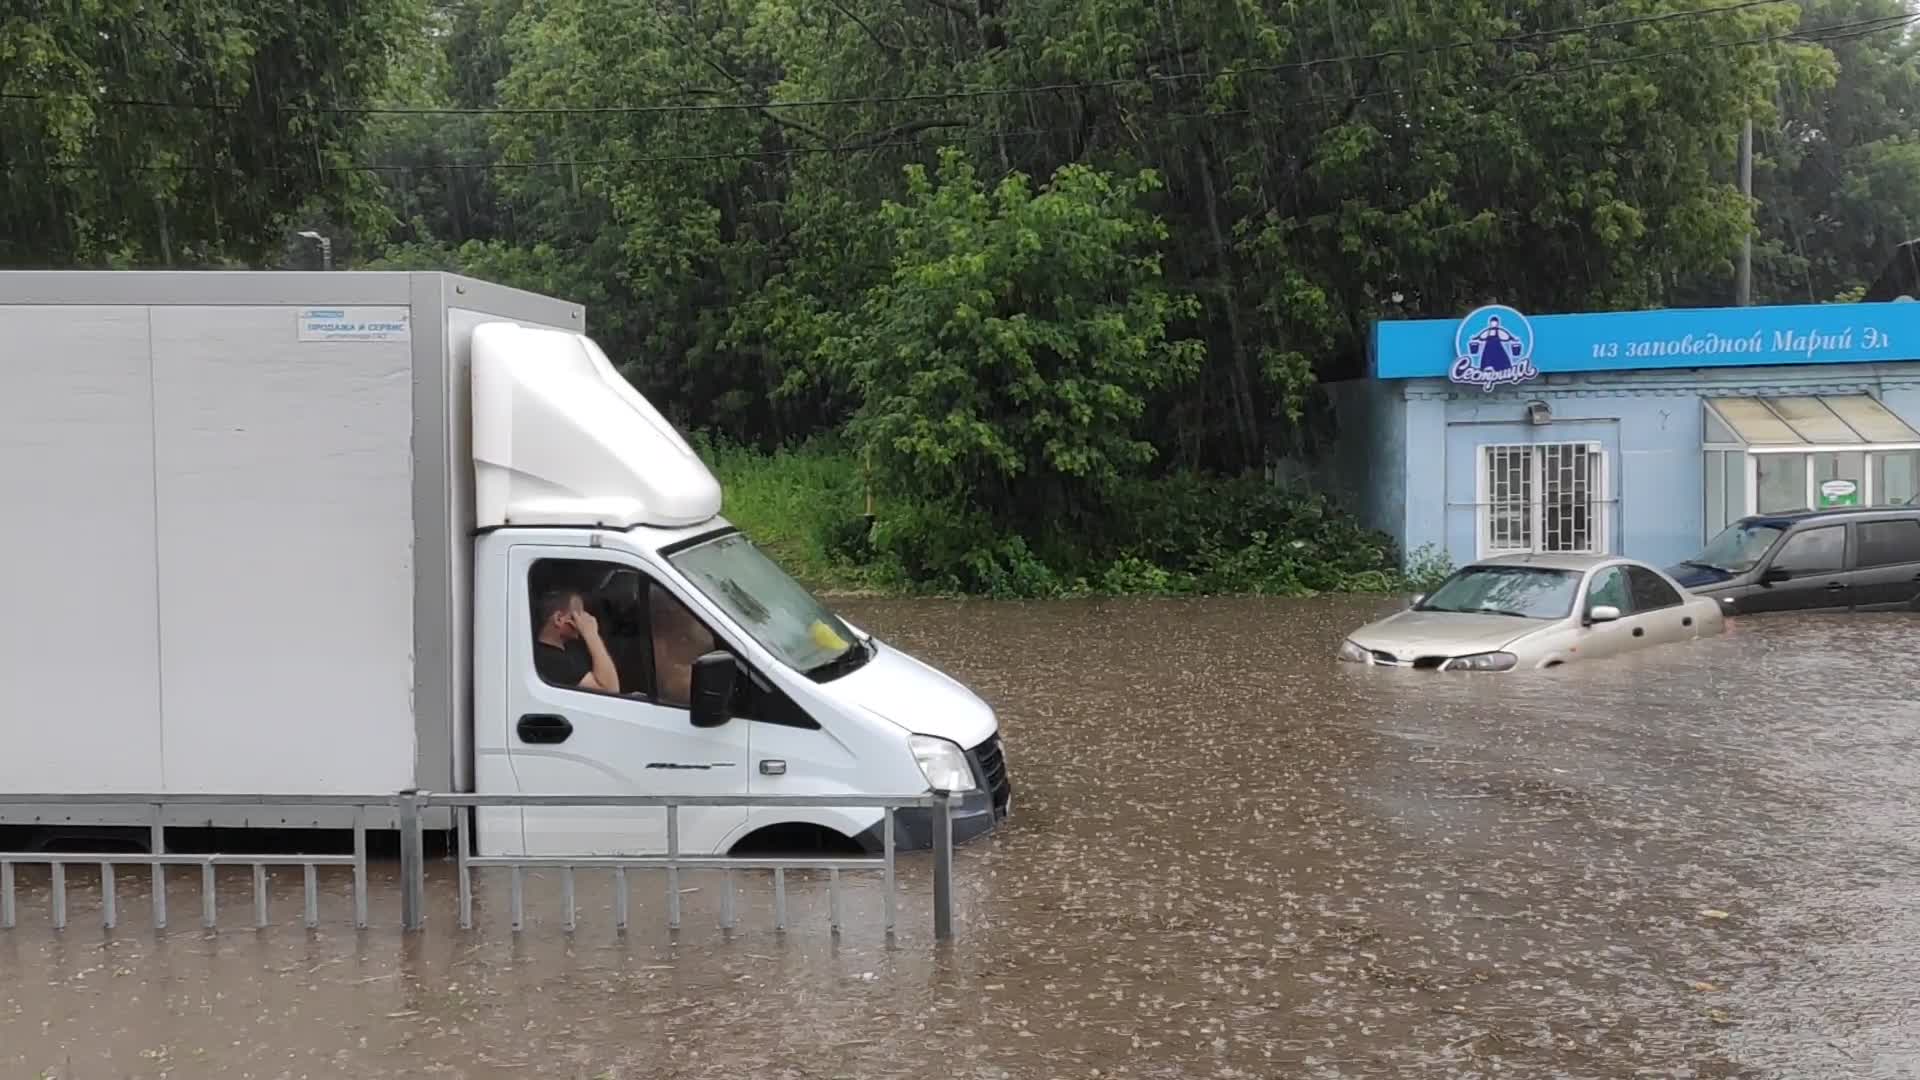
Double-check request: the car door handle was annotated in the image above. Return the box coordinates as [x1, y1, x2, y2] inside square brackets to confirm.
[1825, 582, 1846, 592]
[1632, 627, 1645, 637]
[517, 713, 573, 744]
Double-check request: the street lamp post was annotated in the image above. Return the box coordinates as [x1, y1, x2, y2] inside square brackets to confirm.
[297, 230, 334, 271]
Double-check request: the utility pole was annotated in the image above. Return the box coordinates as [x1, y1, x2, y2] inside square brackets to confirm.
[1736, 117, 1753, 306]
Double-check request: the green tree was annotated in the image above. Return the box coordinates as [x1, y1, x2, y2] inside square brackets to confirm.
[834, 150, 1202, 585]
[381, 0, 888, 443]
[373, 0, 1845, 467]
[0, 0, 425, 267]
[1751, 0, 1920, 303]
[706, 0, 1823, 468]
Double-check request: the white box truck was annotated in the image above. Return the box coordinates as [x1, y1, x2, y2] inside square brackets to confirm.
[0, 271, 1010, 856]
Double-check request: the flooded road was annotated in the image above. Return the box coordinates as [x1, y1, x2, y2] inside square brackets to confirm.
[5, 597, 1919, 1078]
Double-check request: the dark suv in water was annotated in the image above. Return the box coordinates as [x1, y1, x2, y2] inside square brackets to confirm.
[1669, 506, 1920, 615]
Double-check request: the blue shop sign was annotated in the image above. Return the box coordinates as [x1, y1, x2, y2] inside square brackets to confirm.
[1374, 300, 1920, 383]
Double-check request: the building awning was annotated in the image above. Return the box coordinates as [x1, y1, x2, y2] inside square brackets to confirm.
[1703, 395, 1920, 449]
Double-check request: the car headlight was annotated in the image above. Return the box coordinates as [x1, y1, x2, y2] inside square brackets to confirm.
[1337, 640, 1371, 663]
[1441, 651, 1518, 672]
[909, 735, 979, 793]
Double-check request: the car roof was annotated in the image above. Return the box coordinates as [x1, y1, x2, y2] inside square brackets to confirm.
[1740, 505, 1920, 529]
[1470, 552, 1625, 572]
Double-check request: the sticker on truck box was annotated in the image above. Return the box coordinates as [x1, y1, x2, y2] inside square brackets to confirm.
[298, 307, 412, 343]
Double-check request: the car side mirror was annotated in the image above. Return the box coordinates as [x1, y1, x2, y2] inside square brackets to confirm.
[1408, 593, 1425, 608]
[689, 651, 737, 728]
[1587, 604, 1622, 624]
[1760, 566, 1792, 585]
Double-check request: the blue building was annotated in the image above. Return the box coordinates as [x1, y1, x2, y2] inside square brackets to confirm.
[1326, 300, 1920, 570]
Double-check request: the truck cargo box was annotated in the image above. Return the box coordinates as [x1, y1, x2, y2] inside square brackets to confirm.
[0, 272, 584, 819]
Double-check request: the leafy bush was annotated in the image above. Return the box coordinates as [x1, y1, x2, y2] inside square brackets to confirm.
[829, 150, 1203, 571]
[1402, 544, 1456, 592]
[1095, 472, 1404, 595]
[698, 441, 1414, 599]
[862, 498, 1069, 598]
[850, 469, 1409, 598]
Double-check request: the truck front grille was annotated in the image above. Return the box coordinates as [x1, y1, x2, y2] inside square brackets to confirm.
[970, 734, 1011, 817]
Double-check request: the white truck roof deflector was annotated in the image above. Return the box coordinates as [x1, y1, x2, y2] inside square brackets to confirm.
[473, 322, 722, 529]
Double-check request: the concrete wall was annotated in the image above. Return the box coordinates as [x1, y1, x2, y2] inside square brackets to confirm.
[1372, 363, 1920, 570]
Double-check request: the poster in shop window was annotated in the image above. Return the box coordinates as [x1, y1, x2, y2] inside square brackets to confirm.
[1818, 479, 1861, 508]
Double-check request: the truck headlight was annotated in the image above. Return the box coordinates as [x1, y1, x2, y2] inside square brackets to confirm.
[1441, 651, 1518, 672]
[1337, 640, 1371, 663]
[909, 735, 978, 793]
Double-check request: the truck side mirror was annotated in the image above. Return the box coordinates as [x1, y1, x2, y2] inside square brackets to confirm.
[689, 651, 737, 728]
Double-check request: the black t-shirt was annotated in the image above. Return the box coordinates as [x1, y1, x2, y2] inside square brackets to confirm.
[535, 641, 592, 688]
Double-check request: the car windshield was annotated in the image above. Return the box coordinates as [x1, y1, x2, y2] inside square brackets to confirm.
[667, 531, 867, 680]
[1415, 566, 1581, 619]
[1688, 522, 1786, 573]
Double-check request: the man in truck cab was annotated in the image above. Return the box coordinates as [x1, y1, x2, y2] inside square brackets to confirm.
[533, 589, 621, 694]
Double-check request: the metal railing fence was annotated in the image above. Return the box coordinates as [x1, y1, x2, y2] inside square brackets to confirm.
[0, 790, 956, 939]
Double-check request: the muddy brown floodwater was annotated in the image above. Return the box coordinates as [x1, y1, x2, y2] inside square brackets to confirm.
[4, 597, 1919, 1078]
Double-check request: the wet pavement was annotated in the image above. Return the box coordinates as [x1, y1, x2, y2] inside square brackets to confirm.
[4, 597, 1919, 1078]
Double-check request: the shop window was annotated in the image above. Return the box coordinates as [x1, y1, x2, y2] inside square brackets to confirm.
[1872, 451, 1919, 506]
[1756, 455, 1809, 514]
[1700, 397, 1920, 539]
[1706, 451, 1725, 536]
[1483, 445, 1535, 552]
[1478, 442, 1607, 557]
[1812, 451, 1866, 508]
[1724, 452, 1749, 523]
[1704, 450, 1751, 538]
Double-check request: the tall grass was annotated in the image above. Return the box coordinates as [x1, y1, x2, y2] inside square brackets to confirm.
[697, 437, 879, 592]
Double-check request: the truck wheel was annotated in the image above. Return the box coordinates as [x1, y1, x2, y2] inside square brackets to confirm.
[728, 823, 863, 857]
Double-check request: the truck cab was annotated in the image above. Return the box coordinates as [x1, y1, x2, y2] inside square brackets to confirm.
[468, 322, 1011, 856]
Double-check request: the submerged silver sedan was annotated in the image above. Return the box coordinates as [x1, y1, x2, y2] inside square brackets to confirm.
[1338, 553, 1725, 672]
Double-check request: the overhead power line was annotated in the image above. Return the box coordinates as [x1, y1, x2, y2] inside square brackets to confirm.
[1791, 9, 1920, 43]
[0, 0, 1821, 119]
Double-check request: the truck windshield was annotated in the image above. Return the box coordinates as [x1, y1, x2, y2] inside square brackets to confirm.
[667, 531, 867, 680]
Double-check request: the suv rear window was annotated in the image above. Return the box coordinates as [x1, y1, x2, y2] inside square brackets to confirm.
[1856, 518, 1920, 569]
